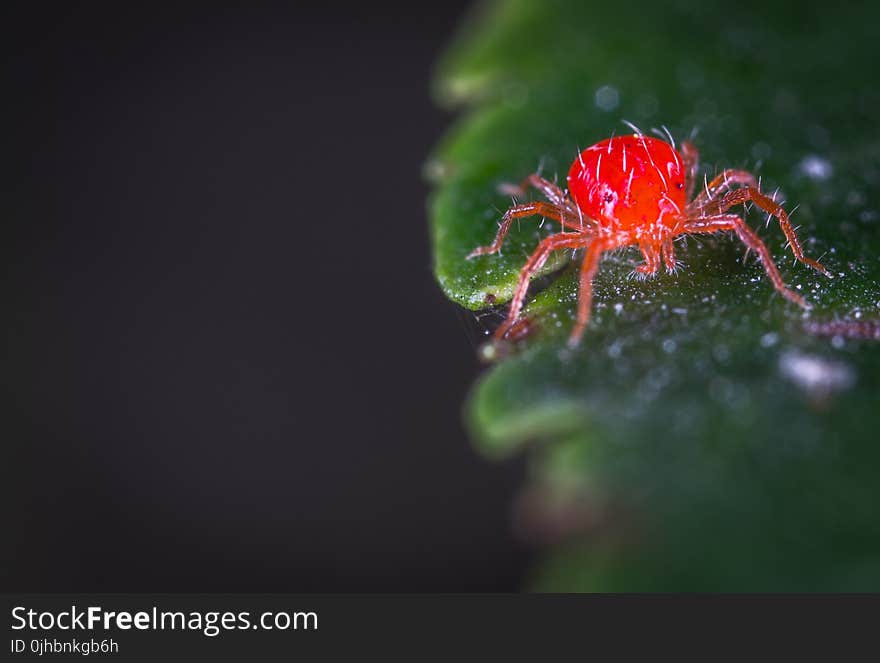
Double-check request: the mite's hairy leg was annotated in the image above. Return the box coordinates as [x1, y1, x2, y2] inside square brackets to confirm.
[688, 169, 757, 210]
[705, 187, 831, 276]
[569, 239, 611, 347]
[636, 243, 661, 275]
[467, 202, 577, 259]
[498, 173, 568, 207]
[661, 238, 677, 272]
[680, 140, 700, 202]
[683, 214, 809, 308]
[494, 233, 589, 340]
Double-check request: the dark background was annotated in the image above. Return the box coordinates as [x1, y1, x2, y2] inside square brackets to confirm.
[2, 2, 532, 590]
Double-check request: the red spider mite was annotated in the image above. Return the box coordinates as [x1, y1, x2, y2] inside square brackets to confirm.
[467, 126, 833, 347]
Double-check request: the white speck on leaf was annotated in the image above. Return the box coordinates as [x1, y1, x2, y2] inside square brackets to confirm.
[760, 332, 779, 348]
[594, 85, 620, 112]
[779, 350, 855, 398]
[798, 155, 833, 181]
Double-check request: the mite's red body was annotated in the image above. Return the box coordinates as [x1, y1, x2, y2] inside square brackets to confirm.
[468, 132, 831, 347]
[568, 136, 687, 235]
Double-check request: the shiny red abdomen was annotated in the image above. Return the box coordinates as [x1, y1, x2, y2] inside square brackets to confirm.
[567, 135, 687, 232]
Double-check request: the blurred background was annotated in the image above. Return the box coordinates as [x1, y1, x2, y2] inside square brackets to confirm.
[1, 1, 534, 590]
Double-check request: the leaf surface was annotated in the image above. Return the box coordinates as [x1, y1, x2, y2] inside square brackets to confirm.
[429, 0, 880, 589]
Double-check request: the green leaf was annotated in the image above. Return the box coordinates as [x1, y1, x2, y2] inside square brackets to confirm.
[429, 0, 880, 590]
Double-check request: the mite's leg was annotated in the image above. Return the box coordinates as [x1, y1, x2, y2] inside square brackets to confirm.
[684, 215, 809, 308]
[467, 202, 572, 259]
[635, 243, 661, 276]
[495, 232, 588, 340]
[661, 238, 677, 273]
[688, 169, 758, 210]
[498, 174, 567, 207]
[498, 172, 595, 232]
[569, 240, 610, 347]
[707, 187, 831, 276]
[681, 141, 700, 202]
